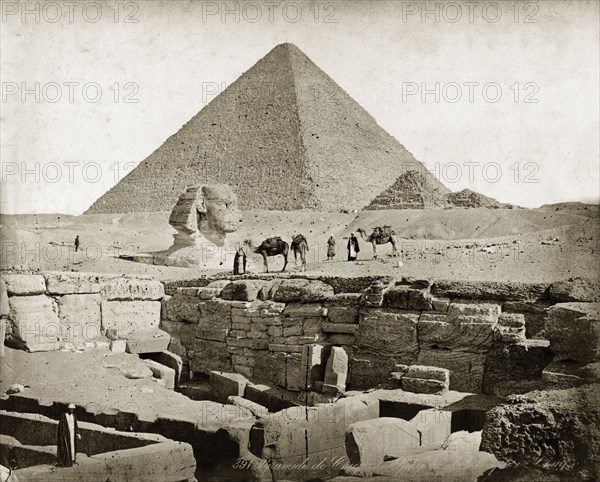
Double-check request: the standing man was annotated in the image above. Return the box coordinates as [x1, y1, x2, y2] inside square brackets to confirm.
[57, 403, 80, 467]
[327, 235, 336, 261]
[74, 236, 80, 253]
[347, 233, 360, 261]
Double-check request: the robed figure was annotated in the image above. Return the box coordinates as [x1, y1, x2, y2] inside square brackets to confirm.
[57, 404, 80, 467]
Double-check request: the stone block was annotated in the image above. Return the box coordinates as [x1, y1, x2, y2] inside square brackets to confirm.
[545, 302, 600, 362]
[254, 351, 287, 387]
[286, 353, 303, 391]
[283, 303, 327, 318]
[101, 300, 161, 338]
[8, 295, 60, 351]
[404, 364, 450, 383]
[542, 360, 600, 388]
[195, 327, 228, 342]
[101, 278, 164, 300]
[357, 308, 419, 358]
[324, 346, 348, 391]
[2, 274, 46, 295]
[198, 287, 223, 300]
[0, 278, 9, 316]
[265, 279, 334, 303]
[283, 325, 303, 337]
[302, 317, 323, 335]
[494, 325, 526, 344]
[409, 409, 452, 448]
[56, 294, 101, 344]
[418, 348, 486, 393]
[447, 301, 501, 319]
[348, 353, 397, 390]
[192, 339, 231, 374]
[227, 395, 269, 418]
[125, 329, 171, 354]
[328, 334, 356, 345]
[322, 322, 358, 334]
[431, 280, 548, 301]
[418, 319, 495, 352]
[326, 305, 359, 324]
[143, 359, 176, 389]
[548, 277, 600, 302]
[44, 272, 102, 294]
[345, 417, 421, 465]
[161, 293, 201, 323]
[300, 344, 327, 390]
[110, 339, 126, 353]
[386, 286, 434, 310]
[432, 297, 450, 312]
[401, 378, 447, 395]
[155, 350, 185, 386]
[221, 280, 263, 301]
[498, 313, 526, 328]
[210, 371, 248, 403]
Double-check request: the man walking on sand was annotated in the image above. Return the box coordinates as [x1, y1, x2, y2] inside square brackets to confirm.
[57, 403, 81, 467]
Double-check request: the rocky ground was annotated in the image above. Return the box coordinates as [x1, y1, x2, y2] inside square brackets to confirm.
[1, 205, 598, 283]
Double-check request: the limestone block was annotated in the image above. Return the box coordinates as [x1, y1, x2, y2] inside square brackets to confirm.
[221, 280, 263, 301]
[44, 272, 103, 294]
[548, 277, 600, 302]
[401, 378, 447, 395]
[418, 319, 495, 352]
[195, 327, 229, 342]
[545, 302, 600, 362]
[125, 329, 171, 354]
[210, 371, 248, 403]
[198, 287, 223, 300]
[300, 344, 327, 390]
[0, 278, 9, 316]
[110, 339, 126, 353]
[323, 346, 348, 392]
[326, 305, 359, 324]
[192, 339, 231, 374]
[144, 359, 176, 389]
[283, 303, 327, 318]
[357, 308, 419, 358]
[155, 350, 185, 386]
[253, 351, 287, 387]
[8, 295, 60, 351]
[302, 317, 323, 335]
[348, 352, 397, 390]
[409, 408, 452, 448]
[386, 285, 434, 311]
[322, 322, 358, 334]
[431, 280, 548, 301]
[2, 274, 46, 295]
[404, 364, 450, 383]
[432, 297, 450, 312]
[345, 417, 421, 465]
[286, 353, 303, 391]
[56, 294, 101, 344]
[227, 395, 269, 418]
[418, 348, 486, 393]
[264, 279, 334, 303]
[101, 278, 164, 300]
[283, 325, 303, 337]
[447, 300, 501, 319]
[161, 293, 200, 324]
[101, 301, 161, 338]
[328, 334, 356, 345]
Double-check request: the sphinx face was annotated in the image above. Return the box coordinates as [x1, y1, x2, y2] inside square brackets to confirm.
[200, 188, 242, 234]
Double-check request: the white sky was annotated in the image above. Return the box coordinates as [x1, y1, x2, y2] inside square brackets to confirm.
[1, 0, 599, 214]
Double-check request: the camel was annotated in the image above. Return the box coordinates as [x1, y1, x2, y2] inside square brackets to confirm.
[290, 234, 309, 271]
[245, 237, 289, 273]
[356, 226, 399, 259]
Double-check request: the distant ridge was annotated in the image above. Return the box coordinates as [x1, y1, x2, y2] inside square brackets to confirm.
[85, 43, 449, 214]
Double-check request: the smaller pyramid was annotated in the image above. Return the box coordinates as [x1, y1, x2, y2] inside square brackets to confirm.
[366, 170, 450, 210]
[446, 189, 503, 208]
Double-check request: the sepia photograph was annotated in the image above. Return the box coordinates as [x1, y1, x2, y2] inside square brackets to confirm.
[1, 1, 599, 480]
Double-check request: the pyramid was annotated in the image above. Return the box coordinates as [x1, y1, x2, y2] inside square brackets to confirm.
[366, 170, 450, 210]
[85, 43, 449, 214]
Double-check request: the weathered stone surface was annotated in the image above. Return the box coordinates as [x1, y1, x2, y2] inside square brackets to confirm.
[322, 322, 358, 334]
[44, 272, 103, 294]
[56, 294, 102, 344]
[542, 360, 600, 389]
[227, 395, 269, 418]
[161, 293, 201, 323]
[192, 339, 231, 374]
[432, 280, 549, 301]
[483, 340, 553, 395]
[324, 346, 349, 393]
[345, 417, 421, 465]
[253, 351, 287, 387]
[125, 329, 171, 354]
[101, 278, 164, 300]
[196, 327, 229, 342]
[503, 301, 553, 339]
[155, 350, 185, 386]
[143, 359, 176, 389]
[299, 344, 327, 390]
[348, 352, 397, 390]
[8, 295, 60, 351]
[2, 274, 46, 295]
[418, 319, 495, 352]
[0, 278, 9, 316]
[402, 377, 447, 395]
[110, 339, 126, 353]
[545, 303, 600, 362]
[418, 348, 486, 393]
[361, 280, 391, 307]
[262, 279, 335, 303]
[481, 384, 600, 480]
[222, 280, 264, 301]
[328, 334, 356, 345]
[409, 408, 452, 448]
[286, 352, 303, 391]
[404, 364, 450, 383]
[326, 305, 359, 325]
[386, 285, 434, 310]
[357, 308, 419, 358]
[548, 278, 600, 303]
[210, 371, 248, 403]
[447, 300, 501, 319]
[101, 301, 161, 338]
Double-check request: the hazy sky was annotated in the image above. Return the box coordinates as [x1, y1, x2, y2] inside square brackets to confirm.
[1, 0, 599, 214]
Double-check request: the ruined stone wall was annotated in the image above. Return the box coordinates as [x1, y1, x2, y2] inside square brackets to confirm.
[1, 272, 165, 352]
[160, 275, 599, 395]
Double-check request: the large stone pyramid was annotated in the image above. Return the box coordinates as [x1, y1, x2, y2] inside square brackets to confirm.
[86, 43, 449, 214]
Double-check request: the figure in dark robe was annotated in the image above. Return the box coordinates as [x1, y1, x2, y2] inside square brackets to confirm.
[233, 245, 247, 275]
[347, 233, 360, 261]
[57, 403, 80, 467]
